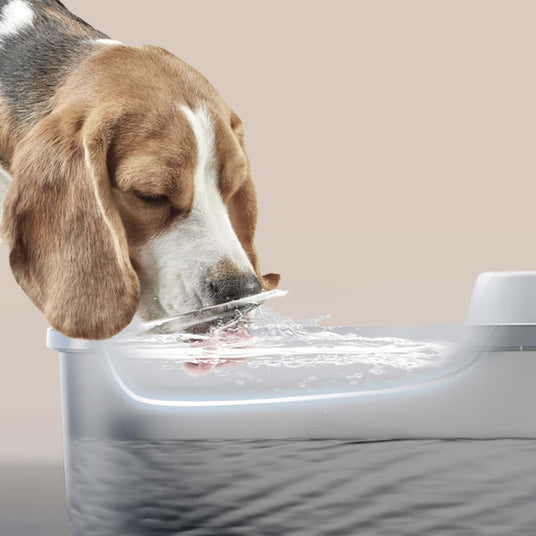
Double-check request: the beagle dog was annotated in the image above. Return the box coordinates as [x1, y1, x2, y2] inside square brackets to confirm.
[0, 0, 279, 339]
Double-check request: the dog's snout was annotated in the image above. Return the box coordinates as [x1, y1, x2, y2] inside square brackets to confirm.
[210, 275, 262, 304]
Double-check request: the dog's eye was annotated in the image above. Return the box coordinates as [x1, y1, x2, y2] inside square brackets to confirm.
[133, 190, 169, 205]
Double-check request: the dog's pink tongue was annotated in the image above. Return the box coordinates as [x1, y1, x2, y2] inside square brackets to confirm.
[183, 327, 254, 376]
[224, 326, 253, 341]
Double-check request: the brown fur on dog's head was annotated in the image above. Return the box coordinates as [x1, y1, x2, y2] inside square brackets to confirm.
[1, 45, 278, 339]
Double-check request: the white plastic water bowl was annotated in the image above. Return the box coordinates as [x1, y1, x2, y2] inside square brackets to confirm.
[48, 272, 536, 441]
[47, 271, 536, 534]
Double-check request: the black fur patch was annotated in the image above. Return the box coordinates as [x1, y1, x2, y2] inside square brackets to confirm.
[0, 0, 108, 126]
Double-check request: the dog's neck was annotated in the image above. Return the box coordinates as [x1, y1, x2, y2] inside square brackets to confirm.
[0, 0, 107, 165]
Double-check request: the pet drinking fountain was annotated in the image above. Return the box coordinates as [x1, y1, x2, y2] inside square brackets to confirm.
[47, 271, 536, 534]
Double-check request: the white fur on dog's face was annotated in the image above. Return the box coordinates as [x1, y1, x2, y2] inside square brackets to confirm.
[135, 106, 256, 320]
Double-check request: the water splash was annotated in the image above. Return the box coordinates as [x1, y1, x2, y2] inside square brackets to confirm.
[115, 306, 449, 376]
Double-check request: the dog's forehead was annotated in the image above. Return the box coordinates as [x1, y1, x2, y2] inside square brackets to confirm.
[118, 101, 246, 181]
[114, 102, 244, 198]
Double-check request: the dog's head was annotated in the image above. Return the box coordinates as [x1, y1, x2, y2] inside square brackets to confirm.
[1, 45, 279, 339]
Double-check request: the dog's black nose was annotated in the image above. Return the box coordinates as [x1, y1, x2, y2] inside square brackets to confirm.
[210, 275, 262, 304]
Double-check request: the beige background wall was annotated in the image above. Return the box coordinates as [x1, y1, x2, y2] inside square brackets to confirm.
[1, 0, 535, 463]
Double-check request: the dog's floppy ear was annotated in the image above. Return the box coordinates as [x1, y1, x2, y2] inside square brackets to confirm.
[1, 106, 140, 339]
[228, 172, 280, 291]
